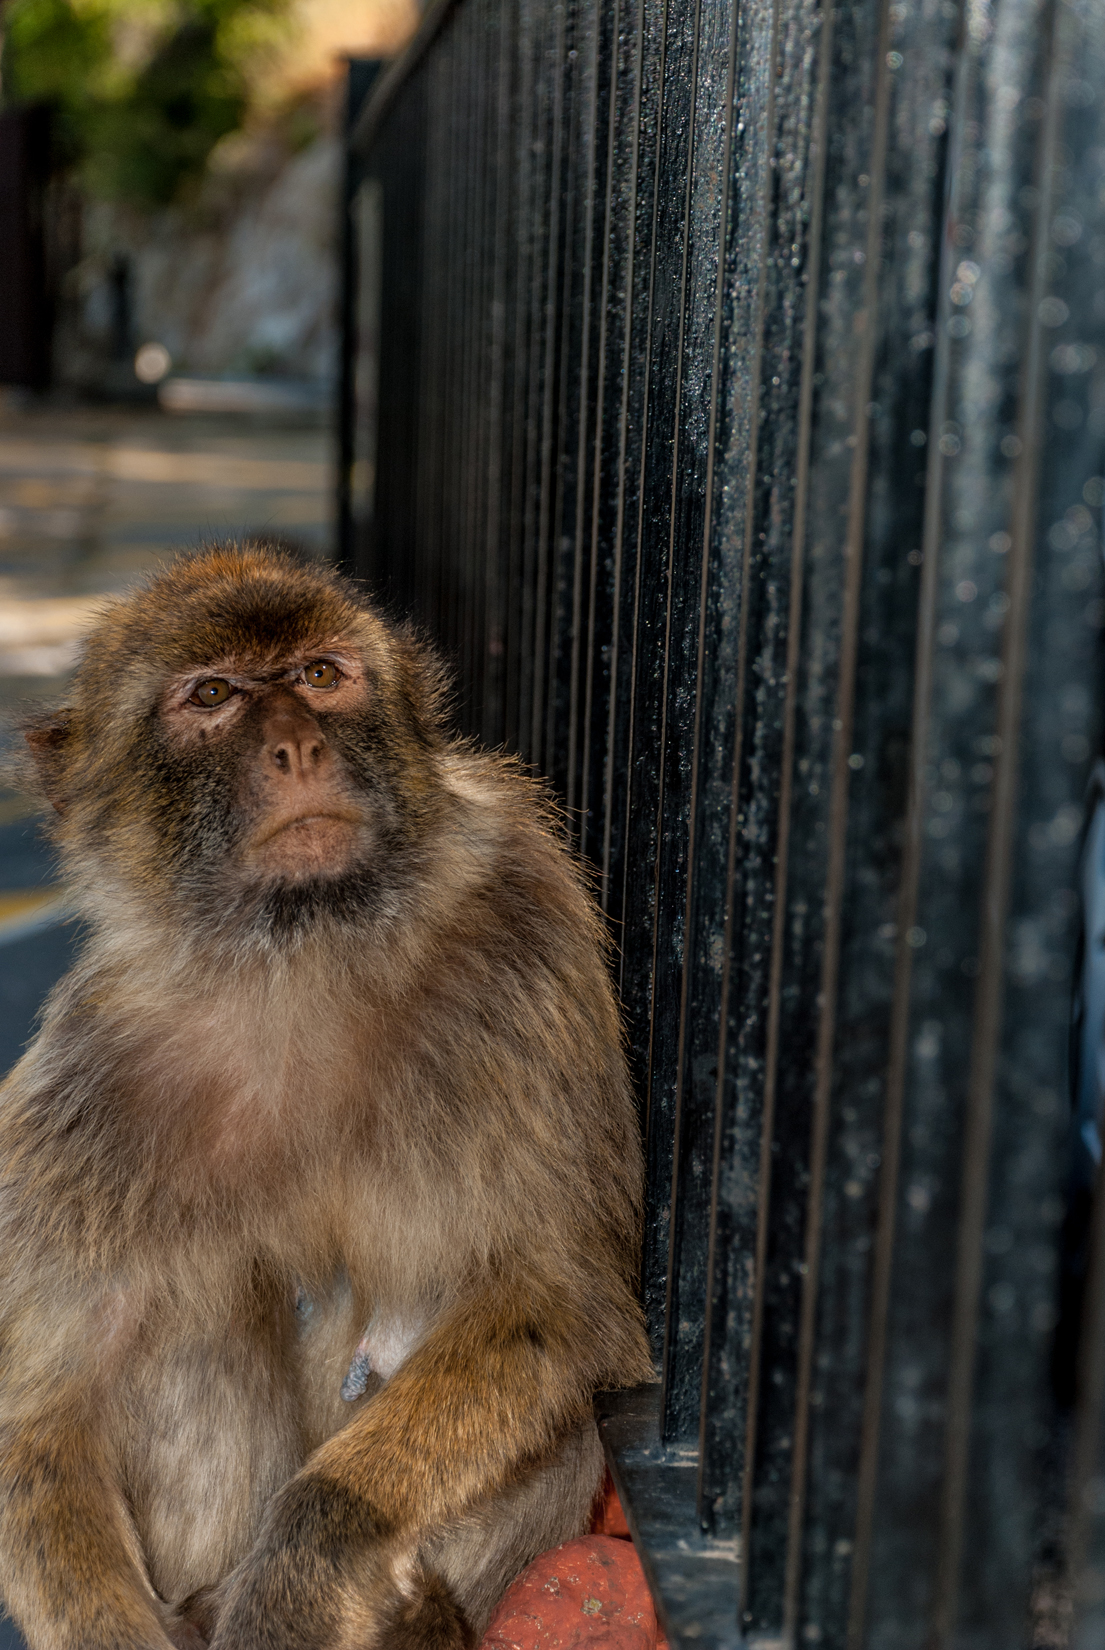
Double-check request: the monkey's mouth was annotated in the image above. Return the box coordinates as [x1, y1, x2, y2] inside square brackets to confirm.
[245, 810, 371, 880]
[251, 809, 364, 847]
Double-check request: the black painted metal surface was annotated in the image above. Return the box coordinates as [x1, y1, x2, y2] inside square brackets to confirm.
[0, 107, 52, 390]
[337, 57, 384, 569]
[344, 0, 1105, 1642]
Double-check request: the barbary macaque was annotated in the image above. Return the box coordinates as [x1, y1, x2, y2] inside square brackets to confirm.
[0, 546, 651, 1650]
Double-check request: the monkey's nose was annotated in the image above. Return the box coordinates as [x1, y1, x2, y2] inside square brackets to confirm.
[271, 737, 324, 775]
[265, 714, 327, 780]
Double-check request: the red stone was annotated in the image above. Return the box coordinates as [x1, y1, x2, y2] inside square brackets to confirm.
[480, 1534, 670, 1650]
[589, 1471, 631, 1539]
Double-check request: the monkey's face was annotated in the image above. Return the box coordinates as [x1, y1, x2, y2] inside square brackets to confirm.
[25, 546, 449, 945]
[161, 652, 379, 885]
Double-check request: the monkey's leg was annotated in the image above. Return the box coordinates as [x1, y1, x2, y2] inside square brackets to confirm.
[0, 1400, 175, 1650]
[419, 1417, 605, 1640]
[249, 1421, 604, 1650]
[209, 1282, 611, 1650]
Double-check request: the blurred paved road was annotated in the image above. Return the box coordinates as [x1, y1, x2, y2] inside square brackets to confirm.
[0, 393, 333, 719]
[0, 810, 79, 1075]
[0, 393, 334, 1648]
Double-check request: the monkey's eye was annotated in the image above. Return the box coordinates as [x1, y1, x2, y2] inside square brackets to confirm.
[304, 661, 340, 689]
[189, 679, 233, 707]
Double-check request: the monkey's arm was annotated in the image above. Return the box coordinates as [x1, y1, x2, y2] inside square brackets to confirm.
[211, 1267, 638, 1649]
[0, 1393, 175, 1650]
[0, 1057, 182, 1650]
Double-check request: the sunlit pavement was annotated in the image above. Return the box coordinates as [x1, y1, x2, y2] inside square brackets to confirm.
[0, 392, 335, 1077]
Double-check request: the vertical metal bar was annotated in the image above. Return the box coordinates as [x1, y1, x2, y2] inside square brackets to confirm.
[362, 71, 426, 604]
[652, 0, 710, 1443]
[1073, 1155, 1105, 1647]
[433, 27, 464, 655]
[791, 0, 955, 1637]
[603, 0, 664, 1247]
[565, 0, 612, 838]
[543, 0, 593, 807]
[472, 0, 501, 738]
[688, 0, 777, 1523]
[529, 0, 571, 772]
[457, 1, 484, 730]
[577, 0, 624, 875]
[604, 0, 662, 956]
[972, 0, 1105, 1634]
[853, 1, 1070, 1641]
[705, 0, 846, 1613]
[931, 17, 1061, 1638]
[481, 0, 515, 748]
[655, 0, 748, 1453]
[337, 58, 381, 572]
[518, 0, 560, 767]
[523, 0, 561, 769]
[452, 8, 475, 678]
[477, 0, 502, 735]
[412, 50, 446, 632]
[454, 4, 482, 727]
[516, 0, 554, 767]
[451, 5, 472, 694]
[1051, 18, 1105, 1645]
[722, 0, 838, 1621]
[413, 51, 438, 630]
[502, 0, 540, 756]
[617, 0, 693, 1363]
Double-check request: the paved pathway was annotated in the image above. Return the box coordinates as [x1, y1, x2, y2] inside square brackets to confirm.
[0, 393, 333, 709]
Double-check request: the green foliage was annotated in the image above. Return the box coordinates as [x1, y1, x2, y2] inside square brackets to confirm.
[83, 13, 246, 202]
[0, 0, 289, 205]
[1, 0, 117, 158]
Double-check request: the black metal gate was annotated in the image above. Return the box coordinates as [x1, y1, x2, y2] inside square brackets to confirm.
[340, 0, 1105, 1643]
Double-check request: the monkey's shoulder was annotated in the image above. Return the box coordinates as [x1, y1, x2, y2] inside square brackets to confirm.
[436, 747, 606, 957]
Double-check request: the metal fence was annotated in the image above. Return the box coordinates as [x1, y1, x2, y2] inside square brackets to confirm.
[341, 0, 1105, 1643]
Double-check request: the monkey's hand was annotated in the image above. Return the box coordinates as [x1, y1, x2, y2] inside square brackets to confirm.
[208, 1472, 473, 1650]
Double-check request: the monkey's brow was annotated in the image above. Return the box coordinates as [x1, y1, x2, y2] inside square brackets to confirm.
[259, 663, 327, 682]
[181, 654, 352, 686]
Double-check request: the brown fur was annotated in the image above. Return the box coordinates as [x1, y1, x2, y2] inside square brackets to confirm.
[0, 545, 651, 1650]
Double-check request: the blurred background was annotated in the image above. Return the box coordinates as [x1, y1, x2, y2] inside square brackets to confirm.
[0, 0, 414, 1073]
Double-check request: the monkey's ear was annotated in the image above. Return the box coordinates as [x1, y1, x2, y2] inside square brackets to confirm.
[24, 714, 74, 815]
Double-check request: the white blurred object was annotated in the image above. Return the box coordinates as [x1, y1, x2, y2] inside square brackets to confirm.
[0, 594, 101, 677]
[158, 377, 329, 415]
[133, 342, 172, 384]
